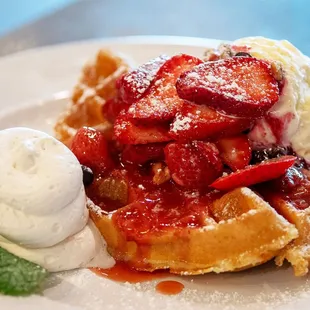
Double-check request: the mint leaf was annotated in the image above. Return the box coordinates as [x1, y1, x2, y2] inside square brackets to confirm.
[0, 247, 48, 296]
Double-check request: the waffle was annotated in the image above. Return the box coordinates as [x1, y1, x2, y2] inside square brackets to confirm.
[262, 171, 310, 276]
[89, 187, 297, 274]
[54, 50, 131, 146]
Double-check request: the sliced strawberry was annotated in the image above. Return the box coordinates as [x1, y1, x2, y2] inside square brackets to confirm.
[164, 141, 223, 189]
[102, 97, 128, 123]
[70, 127, 113, 174]
[176, 56, 280, 117]
[114, 113, 171, 145]
[121, 143, 165, 165]
[210, 156, 296, 191]
[118, 55, 170, 105]
[169, 103, 253, 141]
[216, 135, 251, 171]
[127, 54, 203, 121]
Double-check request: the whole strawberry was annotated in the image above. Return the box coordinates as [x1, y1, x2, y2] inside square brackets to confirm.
[71, 127, 113, 175]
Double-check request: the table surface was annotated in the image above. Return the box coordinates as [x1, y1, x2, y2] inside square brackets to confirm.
[0, 0, 309, 57]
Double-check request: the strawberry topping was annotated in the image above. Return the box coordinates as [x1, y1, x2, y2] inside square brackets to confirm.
[121, 143, 166, 165]
[118, 55, 170, 105]
[210, 156, 296, 191]
[164, 141, 223, 189]
[169, 103, 253, 141]
[216, 135, 252, 171]
[176, 56, 280, 117]
[71, 127, 113, 174]
[102, 97, 128, 123]
[127, 54, 202, 121]
[114, 112, 171, 145]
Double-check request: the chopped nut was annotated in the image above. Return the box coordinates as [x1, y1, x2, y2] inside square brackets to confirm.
[204, 48, 221, 62]
[152, 162, 171, 185]
[98, 176, 128, 205]
[204, 44, 234, 62]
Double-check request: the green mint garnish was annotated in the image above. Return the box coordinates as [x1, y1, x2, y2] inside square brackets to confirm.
[0, 247, 48, 296]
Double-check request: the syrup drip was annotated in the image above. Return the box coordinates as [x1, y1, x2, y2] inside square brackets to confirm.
[91, 262, 169, 283]
[155, 280, 184, 295]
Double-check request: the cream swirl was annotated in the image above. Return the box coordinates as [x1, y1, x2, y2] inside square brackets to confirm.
[0, 127, 88, 248]
[0, 127, 115, 271]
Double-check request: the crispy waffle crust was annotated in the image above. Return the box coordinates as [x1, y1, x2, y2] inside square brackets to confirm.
[89, 187, 298, 274]
[54, 50, 131, 146]
[265, 194, 310, 276]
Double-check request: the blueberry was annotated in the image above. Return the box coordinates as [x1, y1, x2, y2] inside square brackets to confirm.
[272, 167, 305, 193]
[81, 165, 94, 186]
[235, 52, 252, 57]
[251, 147, 292, 164]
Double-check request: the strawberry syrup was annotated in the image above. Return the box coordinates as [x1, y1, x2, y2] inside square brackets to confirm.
[91, 263, 185, 296]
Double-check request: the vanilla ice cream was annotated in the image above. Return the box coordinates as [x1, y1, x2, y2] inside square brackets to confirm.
[234, 37, 310, 161]
[0, 127, 114, 272]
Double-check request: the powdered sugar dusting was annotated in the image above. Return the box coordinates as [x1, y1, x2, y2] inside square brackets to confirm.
[179, 57, 279, 108]
[121, 54, 169, 101]
[171, 115, 192, 132]
[43, 264, 310, 310]
[87, 198, 104, 216]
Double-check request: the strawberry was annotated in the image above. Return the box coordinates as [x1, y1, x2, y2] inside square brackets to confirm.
[114, 112, 171, 144]
[102, 97, 128, 123]
[210, 155, 296, 191]
[127, 54, 203, 121]
[70, 127, 113, 174]
[117, 55, 170, 105]
[164, 141, 223, 189]
[169, 103, 253, 141]
[216, 135, 251, 171]
[121, 143, 165, 165]
[176, 56, 280, 117]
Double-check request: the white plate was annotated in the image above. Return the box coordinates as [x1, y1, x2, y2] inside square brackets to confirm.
[0, 36, 309, 310]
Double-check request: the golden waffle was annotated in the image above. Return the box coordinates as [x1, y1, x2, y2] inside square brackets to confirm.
[89, 187, 297, 274]
[263, 171, 310, 276]
[54, 50, 131, 146]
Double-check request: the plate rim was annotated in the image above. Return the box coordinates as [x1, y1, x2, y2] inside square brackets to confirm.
[0, 35, 224, 61]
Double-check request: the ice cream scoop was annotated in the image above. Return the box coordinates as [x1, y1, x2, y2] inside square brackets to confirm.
[234, 37, 310, 161]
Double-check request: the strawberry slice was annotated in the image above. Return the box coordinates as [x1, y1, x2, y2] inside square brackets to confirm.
[117, 55, 170, 105]
[121, 143, 165, 165]
[216, 135, 251, 171]
[169, 103, 253, 141]
[176, 56, 280, 117]
[164, 141, 223, 189]
[114, 112, 171, 144]
[71, 127, 113, 174]
[127, 54, 203, 121]
[210, 156, 296, 191]
[102, 97, 128, 123]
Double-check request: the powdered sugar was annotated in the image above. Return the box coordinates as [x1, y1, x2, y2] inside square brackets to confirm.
[171, 115, 192, 132]
[87, 198, 104, 216]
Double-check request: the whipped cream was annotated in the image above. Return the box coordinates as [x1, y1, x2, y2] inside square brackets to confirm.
[234, 37, 310, 161]
[0, 127, 114, 271]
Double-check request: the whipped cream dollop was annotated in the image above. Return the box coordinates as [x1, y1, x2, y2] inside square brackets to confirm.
[234, 37, 310, 161]
[0, 127, 114, 272]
